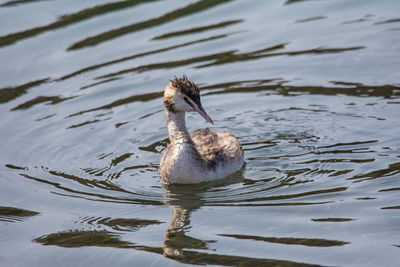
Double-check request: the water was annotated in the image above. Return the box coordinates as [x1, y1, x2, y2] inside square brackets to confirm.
[1, 0, 400, 266]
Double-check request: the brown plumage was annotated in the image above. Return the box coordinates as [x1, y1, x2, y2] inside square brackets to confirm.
[159, 76, 244, 184]
[191, 129, 243, 170]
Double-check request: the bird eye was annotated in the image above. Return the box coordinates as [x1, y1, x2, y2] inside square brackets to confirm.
[183, 97, 194, 108]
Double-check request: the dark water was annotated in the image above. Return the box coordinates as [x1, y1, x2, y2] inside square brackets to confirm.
[1, 0, 400, 266]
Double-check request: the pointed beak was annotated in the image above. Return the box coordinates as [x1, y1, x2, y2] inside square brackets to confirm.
[193, 104, 214, 124]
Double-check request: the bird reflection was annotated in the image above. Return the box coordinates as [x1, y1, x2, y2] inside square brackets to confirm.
[164, 206, 214, 259]
[32, 169, 335, 266]
[162, 183, 211, 260]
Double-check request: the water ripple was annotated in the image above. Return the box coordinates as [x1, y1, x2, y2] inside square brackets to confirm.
[1, 0, 400, 265]
[67, 0, 233, 50]
[0, 0, 156, 47]
[0, 206, 39, 223]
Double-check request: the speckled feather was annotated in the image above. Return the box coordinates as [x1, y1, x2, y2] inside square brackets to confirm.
[160, 76, 244, 184]
[190, 128, 243, 170]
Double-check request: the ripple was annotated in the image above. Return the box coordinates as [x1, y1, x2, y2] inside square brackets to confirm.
[59, 34, 229, 81]
[0, 206, 39, 223]
[97, 217, 163, 231]
[74, 215, 164, 232]
[34, 230, 135, 248]
[202, 79, 400, 98]
[6, 155, 351, 209]
[0, 78, 49, 104]
[68, 91, 164, 117]
[374, 17, 400, 25]
[381, 206, 400, 210]
[311, 218, 355, 222]
[152, 19, 243, 40]
[10, 95, 76, 111]
[196, 45, 365, 68]
[67, 0, 234, 50]
[1, 0, 400, 265]
[294, 16, 326, 24]
[14, 168, 165, 206]
[218, 234, 349, 247]
[0, 0, 154, 48]
[348, 162, 400, 183]
[33, 227, 323, 266]
[341, 14, 375, 24]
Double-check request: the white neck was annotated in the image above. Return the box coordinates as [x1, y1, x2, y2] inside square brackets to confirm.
[165, 109, 192, 146]
[162, 107, 209, 183]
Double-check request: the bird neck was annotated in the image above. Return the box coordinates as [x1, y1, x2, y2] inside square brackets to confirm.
[165, 108, 192, 146]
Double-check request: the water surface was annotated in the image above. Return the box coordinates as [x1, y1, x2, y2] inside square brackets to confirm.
[1, 0, 400, 266]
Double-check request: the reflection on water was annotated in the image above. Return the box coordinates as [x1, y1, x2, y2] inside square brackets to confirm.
[0, 78, 49, 104]
[1, 0, 400, 266]
[34, 217, 162, 248]
[0, 206, 39, 223]
[0, 0, 157, 48]
[66, 0, 234, 50]
[35, 231, 135, 249]
[218, 234, 349, 247]
[152, 19, 242, 40]
[33, 185, 327, 266]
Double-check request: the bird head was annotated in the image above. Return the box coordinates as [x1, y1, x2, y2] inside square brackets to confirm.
[164, 75, 213, 124]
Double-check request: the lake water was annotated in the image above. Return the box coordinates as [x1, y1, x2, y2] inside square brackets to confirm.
[1, 0, 400, 266]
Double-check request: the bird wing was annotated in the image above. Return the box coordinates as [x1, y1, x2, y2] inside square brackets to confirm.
[190, 128, 243, 168]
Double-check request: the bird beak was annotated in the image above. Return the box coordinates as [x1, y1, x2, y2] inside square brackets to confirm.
[193, 104, 214, 124]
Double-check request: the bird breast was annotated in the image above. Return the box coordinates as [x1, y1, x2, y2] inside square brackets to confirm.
[160, 143, 208, 184]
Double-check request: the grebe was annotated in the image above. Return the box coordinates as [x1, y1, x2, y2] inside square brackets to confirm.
[159, 75, 244, 184]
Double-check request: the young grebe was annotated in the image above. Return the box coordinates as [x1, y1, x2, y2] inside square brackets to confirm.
[159, 75, 244, 184]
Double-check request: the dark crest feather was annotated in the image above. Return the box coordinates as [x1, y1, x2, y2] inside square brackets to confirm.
[170, 75, 201, 105]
